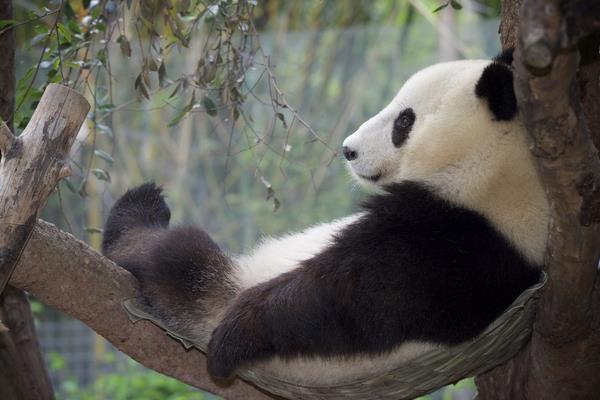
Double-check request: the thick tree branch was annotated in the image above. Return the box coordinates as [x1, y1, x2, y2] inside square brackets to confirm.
[0, 84, 89, 295]
[477, 1, 600, 398]
[10, 220, 274, 400]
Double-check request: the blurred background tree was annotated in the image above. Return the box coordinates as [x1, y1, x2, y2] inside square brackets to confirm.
[3, 0, 503, 398]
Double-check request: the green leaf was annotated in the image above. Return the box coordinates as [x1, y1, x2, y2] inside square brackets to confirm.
[117, 35, 132, 57]
[57, 23, 73, 43]
[92, 168, 111, 182]
[168, 82, 181, 99]
[167, 103, 193, 127]
[84, 227, 103, 234]
[432, 2, 449, 12]
[0, 19, 18, 29]
[158, 61, 168, 88]
[450, 0, 463, 10]
[96, 48, 107, 66]
[29, 299, 44, 314]
[96, 124, 113, 137]
[276, 112, 287, 128]
[67, 19, 81, 34]
[98, 103, 115, 111]
[94, 149, 114, 165]
[201, 96, 217, 116]
[135, 73, 150, 100]
[147, 57, 159, 72]
[48, 352, 66, 372]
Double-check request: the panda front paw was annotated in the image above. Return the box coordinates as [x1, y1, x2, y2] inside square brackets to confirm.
[206, 292, 272, 380]
[206, 324, 243, 380]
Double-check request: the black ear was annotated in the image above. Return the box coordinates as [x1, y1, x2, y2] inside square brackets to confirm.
[475, 60, 517, 121]
[493, 48, 514, 66]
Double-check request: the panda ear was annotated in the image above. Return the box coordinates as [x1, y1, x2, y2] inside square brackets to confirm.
[475, 61, 517, 121]
[493, 48, 514, 65]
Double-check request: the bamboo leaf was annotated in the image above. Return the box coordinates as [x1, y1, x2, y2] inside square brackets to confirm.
[84, 227, 103, 234]
[433, 2, 449, 12]
[202, 96, 217, 116]
[94, 149, 114, 166]
[450, 0, 463, 10]
[168, 103, 193, 127]
[92, 168, 111, 182]
[158, 61, 168, 87]
[117, 35, 132, 57]
[276, 112, 287, 128]
[0, 19, 18, 29]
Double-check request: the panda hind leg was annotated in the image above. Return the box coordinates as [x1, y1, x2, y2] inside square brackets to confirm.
[102, 183, 236, 338]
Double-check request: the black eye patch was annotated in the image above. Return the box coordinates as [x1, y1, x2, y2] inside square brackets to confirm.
[392, 108, 416, 147]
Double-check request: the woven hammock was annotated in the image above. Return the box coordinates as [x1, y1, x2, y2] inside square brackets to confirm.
[123, 272, 547, 400]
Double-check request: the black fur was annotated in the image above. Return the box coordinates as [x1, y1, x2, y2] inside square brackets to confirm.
[475, 56, 517, 121]
[102, 182, 171, 255]
[131, 226, 234, 302]
[207, 182, 540, 379]
[392, 108, 416, 147]
[102, 183, 235, 333]
[493, 48, 514, 66]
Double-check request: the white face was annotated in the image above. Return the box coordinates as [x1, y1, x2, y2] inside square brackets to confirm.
[343, 59, 498, 191]
[342, 59, 550, 265]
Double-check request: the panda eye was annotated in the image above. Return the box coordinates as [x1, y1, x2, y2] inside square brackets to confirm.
[392, 108, 416, 147]
[396, 115, 413, 128]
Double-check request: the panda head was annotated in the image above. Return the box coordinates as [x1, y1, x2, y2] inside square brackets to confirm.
[343, 50, 550, 264]
[343, 51, 519, 190]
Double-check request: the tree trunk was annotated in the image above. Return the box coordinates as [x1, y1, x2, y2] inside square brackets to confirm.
[0, 0, 56, 398]
[476, 1, 600, 399]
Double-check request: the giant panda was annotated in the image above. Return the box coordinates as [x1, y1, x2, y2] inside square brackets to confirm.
[102, 49, 549, 384]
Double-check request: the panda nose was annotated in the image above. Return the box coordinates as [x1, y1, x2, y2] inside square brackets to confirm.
[343, 146, 358, 161]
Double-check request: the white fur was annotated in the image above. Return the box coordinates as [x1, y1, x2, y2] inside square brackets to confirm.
[217, 59, 549, 384]
[343, 60, 549, 265]
[234, 214, 363, 288]
[253, 341, 437, 384]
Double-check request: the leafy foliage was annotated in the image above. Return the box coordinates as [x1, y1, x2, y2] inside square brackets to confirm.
[49, 354, 218, 400]
[11, 0, 287, 209]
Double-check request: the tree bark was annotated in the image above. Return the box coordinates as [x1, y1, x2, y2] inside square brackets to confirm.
[476, 1, 600, 399]
[0, 1, 59, 398]
[10, 220, 274, 400]
[0, 286, 55, 400]
[0, 84, 89, 291]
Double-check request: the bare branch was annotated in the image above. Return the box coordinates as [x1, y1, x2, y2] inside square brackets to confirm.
[10, 221, 274, 400]
[0, 84, 89, 297]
